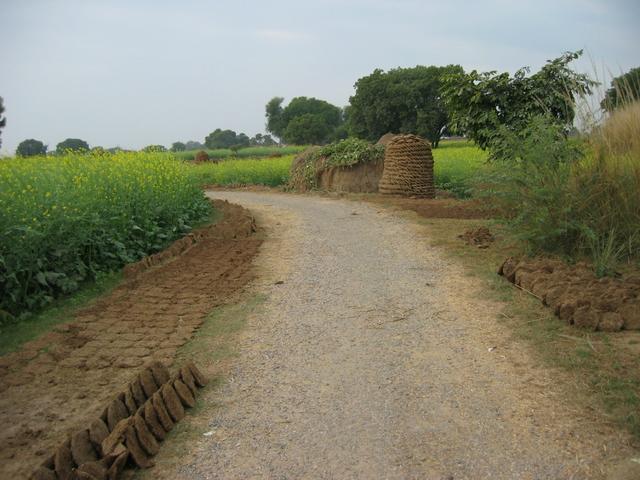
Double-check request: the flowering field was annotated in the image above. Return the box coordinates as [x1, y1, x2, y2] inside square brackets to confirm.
[189, 155, 294, 186]
[0, 151, 210, 320]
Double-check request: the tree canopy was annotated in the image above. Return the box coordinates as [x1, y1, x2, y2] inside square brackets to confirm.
[441, 50, 595, 150]
[204, 129, 250, 149]
[170, 141, 186, 152]
[265, 96, 343, 144]
[142, 144, 167, 152]
[601, 67, 640, 112]
[16, 139, 47, 157]
[0, 97, 6, 149]
[56, 138, 89, 154]
[347, 65, 463, 147]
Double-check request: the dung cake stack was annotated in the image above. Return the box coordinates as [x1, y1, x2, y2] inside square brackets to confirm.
[378, 134, 435, 198]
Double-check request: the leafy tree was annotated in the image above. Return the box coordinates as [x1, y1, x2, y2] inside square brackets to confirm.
[205, 129, 240, 149]
[0, 97, 6, 149]
[265, 96, 343, 144]
[184, 140, 204, 150]
[142, 144, 167, 152]
[250, 133, 277, 146]
[171, 141, 186, 152]
[236, 133, 250, 147]
[56, 138, 89, 154]
[348, 65, 463, 147]
[283, 114, 332, 145]
[16, 139, 47, 157]
[601, 67, 640, 112]
[265, 97, 285, 139]
[441, 50, 596, 151]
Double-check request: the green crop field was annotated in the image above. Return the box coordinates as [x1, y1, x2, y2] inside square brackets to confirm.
[0, 151, 210, 319]
[175, 145, 307, 161]
[433, 140, 488, 197]
[189, 155, 294, 187]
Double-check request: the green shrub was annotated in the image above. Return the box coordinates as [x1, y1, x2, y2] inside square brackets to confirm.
[0, 151, 210, 320]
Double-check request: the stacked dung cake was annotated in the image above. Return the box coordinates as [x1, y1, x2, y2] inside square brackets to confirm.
[378, 134, 435, 198]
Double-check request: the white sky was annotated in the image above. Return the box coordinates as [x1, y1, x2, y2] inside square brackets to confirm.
[1, 0, 638, 154]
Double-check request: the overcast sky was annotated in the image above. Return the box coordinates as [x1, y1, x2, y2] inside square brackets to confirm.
[1, 0, 638, 154]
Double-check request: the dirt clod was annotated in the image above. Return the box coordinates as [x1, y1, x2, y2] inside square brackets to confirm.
[77, 460, 107, 480]
[123, 390, 138, 416]
[30, 467, 57, 480]
[161, 383, 185, 422]
[143, 401, 166, 441]
[138, 369, 159, 398]
[459, 226, 494, 248]
[130, 379, 147, 408]
[149, 361, 170, 386]
[101, 418, 130, 457]
[173, 378, 196, 408]
[70, 429, 98, 466]
[124, 425, 154, 469]
[133, 413, 160, 456]
[151, 392, 174, 432]
[187, 361, 207, 387]
[179, 365, 197, 396]
[88, 419, 109, 452]
[106, 398, 129, 432]
[53, 441, 74, 480]
[107, 451, 128, 480]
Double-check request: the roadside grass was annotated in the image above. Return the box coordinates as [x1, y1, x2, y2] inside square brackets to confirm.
[189, 155, 293, 187]
[410, 214, 640, 440]
[134, 294, 267, 477]
[175, 145, 307, 161]
[433, 140, 488, 197]
[0, 272, 122, 355]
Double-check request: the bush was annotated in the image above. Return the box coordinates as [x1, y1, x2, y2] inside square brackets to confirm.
[480, 110, 639, 274]
[0, 151, 210, 320]
[56, 138, 89, 154]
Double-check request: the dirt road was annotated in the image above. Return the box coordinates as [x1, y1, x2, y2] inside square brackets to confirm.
[167, 192, 636, 480]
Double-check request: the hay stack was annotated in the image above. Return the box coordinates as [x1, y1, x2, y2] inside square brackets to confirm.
[378, 134, 434, 198]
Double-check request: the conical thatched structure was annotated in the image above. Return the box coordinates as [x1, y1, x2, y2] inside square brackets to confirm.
[378, 134, 435, 197]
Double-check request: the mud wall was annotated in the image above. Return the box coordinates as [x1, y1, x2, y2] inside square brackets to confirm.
[317, 161, 384, 193]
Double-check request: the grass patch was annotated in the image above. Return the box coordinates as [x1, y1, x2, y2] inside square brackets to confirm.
[433, 139, 488, 197]
[0, 271, 122, 355]
[189, 155, 293, 187]
[391, 210, 640, 440]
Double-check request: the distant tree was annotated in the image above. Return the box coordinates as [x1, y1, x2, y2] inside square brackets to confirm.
[91, 146, 106, 154]
[262, 134, 276, 146]
[283, 114, 332, 145]
[56, 138, 89, 154]
[265, 97, 285, 139]
[348, 65, 463, 147]
[235, 133, 250, 147]
[441, 50, 596, 151]
[170, 141, 186, 152]
[601, 67, 640, 112]
[16, 139, 47, 157]
[184, 140, 204, 150]
[0, 97, 6, 149]
[250, 133, 277, 146]
[204, 129, 240, 149]
[265, 96, 343, 144]
[142, 144, 167, 152]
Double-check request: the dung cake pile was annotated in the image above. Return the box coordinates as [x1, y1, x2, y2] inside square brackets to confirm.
[31, 361, 207, 480]
[499, 257, 640, 332]
[378, 134, 435, 198]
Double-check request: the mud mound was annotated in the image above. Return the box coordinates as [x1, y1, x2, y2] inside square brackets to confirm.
[288, 147, 322, 192]
[0, 200, 262, 479]
[499, 257, 640, 332]
[378, 134, 435, 198]
[458, 226, 494, 248]
[376, 133, 397, 146]
[32, 362, 206, 479]
[194, 150, 210, 163]
[317, 161, 384, 193]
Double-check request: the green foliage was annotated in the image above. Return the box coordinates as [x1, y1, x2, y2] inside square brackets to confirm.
[16, 139, 47, 157]
[184, 140, 204, 150]
[0, 97, 5, 149]
[171, 141, 186, 152]
[442, 50, 596, 151]
[348, 65, 463, 147]
[0, 151, 211, 320]
[601, 67, 640, 112]
[318, 138, 384, 167]
[265, 96, 343, 144]
[249, 133, 277, 146]
[205, 129, 250, 149]
[189, 155, 293, 187]
[56, 138, 89, 154]
[142, 144, 167, 152]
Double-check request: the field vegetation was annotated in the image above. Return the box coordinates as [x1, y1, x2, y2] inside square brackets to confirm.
[189, 155, 294, 187]
[0, 151, 210, 321]
[175, 145, 306, 162]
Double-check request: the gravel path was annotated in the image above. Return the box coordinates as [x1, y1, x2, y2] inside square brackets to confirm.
[172, 192, 634, 480]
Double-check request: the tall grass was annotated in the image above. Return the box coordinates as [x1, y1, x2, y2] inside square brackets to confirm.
[190, 155, 293, 187]
[0, 151, 210, 319]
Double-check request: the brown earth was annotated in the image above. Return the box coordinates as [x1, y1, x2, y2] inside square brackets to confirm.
[0, 200, 262, 479]
[458, 226, 495, 248]
[499, 257, 640, 332]
[317, 161, 384, 193]
[358, 193, 490, 219]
